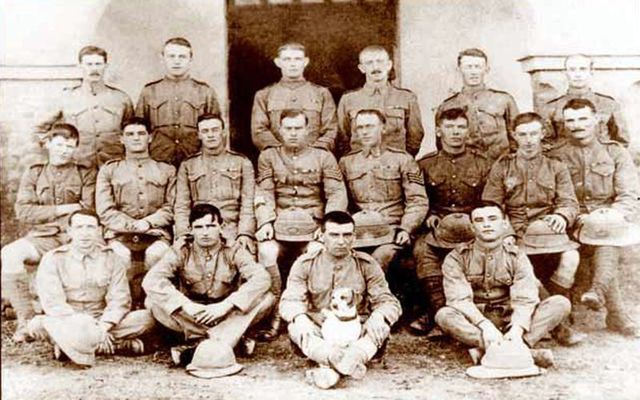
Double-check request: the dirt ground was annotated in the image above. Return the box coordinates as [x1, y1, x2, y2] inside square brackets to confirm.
[2, 246, 640, 400]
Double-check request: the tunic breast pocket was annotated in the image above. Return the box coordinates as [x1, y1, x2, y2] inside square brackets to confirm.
[589, 162, 615, 199]
[150, 99, 171, 127]
[466, 274, 484, 289]
[384, 108, 407, 135]
[503, 175, 524, 200]
[64, 184, 83, 203]
[187, 171, 207, 201]
[112, 175, 134, 205]
[534, 174, 556, 204]
[494, 270, 513, 286]
[95, 105, 120, 128]
[301, 98, 323, 131]
[219, 168, 242, 200]
[300, 168, 321, 185]
[346, 170, 369, 201]
[146, 176, 169, 208]
[374, 165, 402, 200]
[182, 99, 205, 127]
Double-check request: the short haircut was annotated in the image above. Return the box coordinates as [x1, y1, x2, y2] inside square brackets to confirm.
[68, 208, 101, 226]
[78, 46, 107, 63]
[121, 117, 150, 133]
[189, 203, 223, 226]
[322, 211, 355, 229]
[457, 48, 488, 66]
[562, 98, 597, 114]
[197, 113, 225, 130]
[48, 123, 80, 144]
[355, 109, 386, 125]
[564, 53, 594, 69]
[163, 37, 193, 56]
[436, 107, 468, 127]
[279, 109, 308, 125]
[511, 112, 545, 131]
[277, 42, 306, 57]
[359, 45, 390, 60]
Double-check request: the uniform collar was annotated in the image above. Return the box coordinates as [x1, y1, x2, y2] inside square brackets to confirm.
[164, 74, 191, 82]
[193, 242, 222, 260]
[281, 145, 310, 158]
[81, 80, 107, 95]
[567, 86, 593, 96]
[202, 147, 227, 157]
[441, 148, 467, 159]
[473, 239, 502, 253]
[70, 245, 99, 261]
[126, 153, 151, 161]
[461, 84, 486, 95]
[363, 81, 390, 96]
[279, 77, 307, 88]
[515, 152, 544, 168]
[361, 145, 384, 158]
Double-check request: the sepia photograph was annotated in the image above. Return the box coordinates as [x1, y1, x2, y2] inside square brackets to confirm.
[1, 0, 639, 399]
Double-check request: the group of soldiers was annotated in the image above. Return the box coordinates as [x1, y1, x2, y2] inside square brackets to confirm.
[1, 37, 639, 389]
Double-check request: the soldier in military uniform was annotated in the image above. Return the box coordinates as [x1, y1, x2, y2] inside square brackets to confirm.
[142, 204, 274, 376]
[96, 117, 176, 273]
[280, 211, 402, 389]
[337, 45, 425, 157]
[174, 114, 255, 253]
[339, 109, 428, 272]
[410, 108, 490, 335]
[540, 54, 629, 150]
[255, 109, 348, 340]
[436, 205, 571, 366]
[436, 48, 518, 161]
[1, 123, 96, 342]
[551, 98, 639, 337]
[28, 209, 155, 365]
[34, 46, 134, 168]
[251, 42, 337, 152]
[136, 37, 221, 167]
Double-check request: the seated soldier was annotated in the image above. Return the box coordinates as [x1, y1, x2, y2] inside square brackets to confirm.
[255, 109, 348, 340]
[551, 98, 640, 337]
[411, 107, 490, 335]
[482, 112, 584, 345]
[339, 109, 428, 272]
[1, 123, 95, 342]
[280, 211, 402, 390]
[96, 117, 176, 288]
[142, 204, 274, 377]
[174, 113, 256, 253]
[436, 205, 571, 367]
[27, 209, 155, 366]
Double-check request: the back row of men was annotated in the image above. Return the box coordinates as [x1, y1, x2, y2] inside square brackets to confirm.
[30, 38, 630, 169]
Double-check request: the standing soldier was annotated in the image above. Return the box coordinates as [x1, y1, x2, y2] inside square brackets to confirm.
[339, 109, 428, 272]
[1, 124, 96, 342]
[34, 46, 134, 168]
[96, 117, 176, 273]
[337, 45, 425, 157]
[410, 108, 490, 335]
[136, 37, 220, 167]
[551, 98, 639, 337]
[540, 54, 629, 150]
[28, 209, 155, 366]
[255, 109, 348, 340]
[482, 112, 584, 346]
[251, 42, 337, 153]
[174, 114, 255, 253]
[436, 48, 518, 162]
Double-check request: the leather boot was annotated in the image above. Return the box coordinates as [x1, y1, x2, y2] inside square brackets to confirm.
[409, 277, 445, 336]
[604, 276, 640, 338]
[544, 281, 586, 346]
[2, 272, 35, 342]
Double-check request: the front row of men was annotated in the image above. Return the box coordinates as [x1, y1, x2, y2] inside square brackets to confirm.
[1, 97, 638, 388]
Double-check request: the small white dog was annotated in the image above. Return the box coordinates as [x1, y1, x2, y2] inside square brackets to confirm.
[321, 287, 362, 347]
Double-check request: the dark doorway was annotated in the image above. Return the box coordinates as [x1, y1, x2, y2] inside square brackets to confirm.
[227, 0, 398, 162]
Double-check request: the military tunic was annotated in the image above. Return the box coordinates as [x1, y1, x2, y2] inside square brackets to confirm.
[35, 82, 134, 167]
[337, 83, 425, 156]
[550, 140, 638, 217]
[136, 75, 220, 166]
[339, 147, 428, 234]
[436, 85, 518, 161]
[540, 88, 629, 148]
[96, 156, 176, 241]
[255, 147, 347, 229]
[419, 149, 490, 218]
[175, 151, 256, 239]
[251, 78, 337, 152]
[482, 153, 579, 236]
[15, 162, 96, 249]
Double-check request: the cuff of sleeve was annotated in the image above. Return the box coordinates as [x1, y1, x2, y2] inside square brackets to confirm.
[165, 296, 190, 315]
[99, 313, 124, 327]
[225, 293, 249, 313]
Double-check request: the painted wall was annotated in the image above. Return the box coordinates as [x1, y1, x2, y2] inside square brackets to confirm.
[399, 0, 640, 155]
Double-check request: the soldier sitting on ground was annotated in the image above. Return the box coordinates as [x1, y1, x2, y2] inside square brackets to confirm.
[142, 204, 274, 378]
[1, 123, 96, 342]
[28, 209, 155, 366]
[436, 205, 571, 368]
